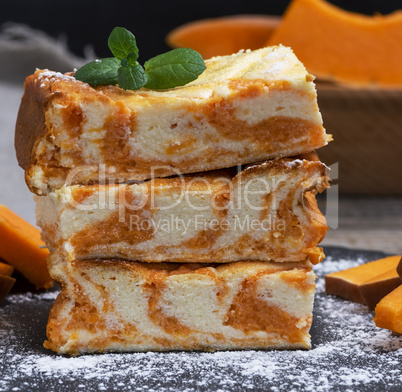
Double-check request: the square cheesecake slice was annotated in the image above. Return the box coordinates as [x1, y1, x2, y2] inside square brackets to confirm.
[44, 252, 316, 354]
[16, 46, 330, 195]
[35, 154, 329, 265]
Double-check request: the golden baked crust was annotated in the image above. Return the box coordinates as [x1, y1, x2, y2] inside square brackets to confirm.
[36, 155, 329, 264]
[44, 252, 316, 354]
[16, 46, 330, 195]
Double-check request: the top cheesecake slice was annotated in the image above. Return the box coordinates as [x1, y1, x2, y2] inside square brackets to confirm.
[15, 46, 330, 195]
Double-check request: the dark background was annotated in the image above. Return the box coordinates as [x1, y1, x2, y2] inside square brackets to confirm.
[1, 0, 401, 61]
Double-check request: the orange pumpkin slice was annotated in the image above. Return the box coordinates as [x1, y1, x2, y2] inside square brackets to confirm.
[167, 15, 281, 59]
[0, 274, 15, 304]
[267, 0, 402, 87]
[325, 256, 402, 306]
[0, 205, 52, 289]
[0, 260, 14, 277]
[374, 285, 402, 333]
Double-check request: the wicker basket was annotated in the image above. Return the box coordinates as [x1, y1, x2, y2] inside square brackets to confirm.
[316, 83, 402, 195]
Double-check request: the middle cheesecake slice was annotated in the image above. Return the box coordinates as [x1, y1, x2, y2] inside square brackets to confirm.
[36, 153, 329, 265]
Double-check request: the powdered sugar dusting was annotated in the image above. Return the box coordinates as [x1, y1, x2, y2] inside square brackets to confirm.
[37, 69, 76, 88]
[5, 290, 58, 305]
[1, 247, 401, 392]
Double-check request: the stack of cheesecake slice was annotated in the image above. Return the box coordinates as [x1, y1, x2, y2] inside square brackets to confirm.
[15, 46, 331, 355]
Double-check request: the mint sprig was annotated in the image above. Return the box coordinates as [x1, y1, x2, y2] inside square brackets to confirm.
[74, 27, 206, 90]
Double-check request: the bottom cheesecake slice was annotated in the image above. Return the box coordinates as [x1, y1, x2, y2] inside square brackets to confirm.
[45, 253, 316, 355]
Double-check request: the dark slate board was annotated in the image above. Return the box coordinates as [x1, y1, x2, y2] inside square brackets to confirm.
[1, 246, 401, 392]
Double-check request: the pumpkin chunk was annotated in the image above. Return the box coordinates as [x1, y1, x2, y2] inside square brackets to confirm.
[359, 268, 401, 310]
[325, 256, 402, 306]
[397, 259, 402, 280]
[0, 274, 16, 304]
[0, 260, 14, 277]
[167, 15, 280, 59]
[267, 0, 402, 86]
[374, 285, 402, 333]
[0, 205, 52, 289]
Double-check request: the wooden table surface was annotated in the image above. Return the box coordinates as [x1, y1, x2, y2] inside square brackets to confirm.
[1, 82, 401, 257]
[320, 196, 402, 255]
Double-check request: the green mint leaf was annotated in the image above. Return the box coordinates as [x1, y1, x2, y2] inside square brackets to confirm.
[74, 57, 120, 86]
[118, 63, 147, 90]
[108, 27, 139, 61]
[144, 48, 206, 90]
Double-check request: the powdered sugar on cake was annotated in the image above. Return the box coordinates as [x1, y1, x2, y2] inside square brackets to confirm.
[1, 250, 401, 392]
[37, 70, 76, 88]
